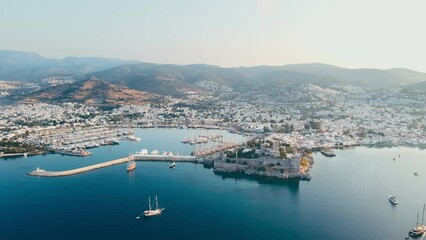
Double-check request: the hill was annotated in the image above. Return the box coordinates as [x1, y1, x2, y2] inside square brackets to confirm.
[21, 78, 161, 105]
[90, 64, 215, 96]
[402, 81, 426, 93]
[90, 63, 426, 96]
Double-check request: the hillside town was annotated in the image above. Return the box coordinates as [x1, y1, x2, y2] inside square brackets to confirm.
[1, 85, 425, 154]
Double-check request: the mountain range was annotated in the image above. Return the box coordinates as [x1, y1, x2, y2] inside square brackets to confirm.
[0, 50, 139, 81]
[2, 50, 426, 102]
[88, 62, 426, 96]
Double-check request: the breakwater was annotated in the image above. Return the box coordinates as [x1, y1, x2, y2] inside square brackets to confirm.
[28, 157, 131, 177]
[27, 155, 199, 177]
[0, 152, 28, 158]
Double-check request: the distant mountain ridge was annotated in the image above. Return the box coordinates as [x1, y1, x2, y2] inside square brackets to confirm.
[0, 50, 140, 81]
[2, 50, 426, 97]
[89, 62, 426, 96]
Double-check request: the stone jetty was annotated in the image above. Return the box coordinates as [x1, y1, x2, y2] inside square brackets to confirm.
[27, 155, 199, 177]
[28, 157, 131, 177]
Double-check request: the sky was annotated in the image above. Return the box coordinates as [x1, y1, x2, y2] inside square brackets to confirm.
[1, 0, 426, 71]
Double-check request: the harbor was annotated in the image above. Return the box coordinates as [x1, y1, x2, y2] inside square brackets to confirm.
[2, 128, 426, 240]
[27, 138, 249, 177]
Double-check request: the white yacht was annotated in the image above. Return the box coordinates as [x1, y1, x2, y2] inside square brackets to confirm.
[144, 195, 165, 217]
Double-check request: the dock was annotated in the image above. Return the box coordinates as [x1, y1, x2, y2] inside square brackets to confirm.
[27, 155, 199, 177]
[193, 143, 240, 157]
[132, 154, 198, 162]
[28, 157, 131, 177]
[0, 152, 28, 158]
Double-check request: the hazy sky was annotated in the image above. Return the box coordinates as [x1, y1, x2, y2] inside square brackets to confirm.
[1, 0, 426, 71]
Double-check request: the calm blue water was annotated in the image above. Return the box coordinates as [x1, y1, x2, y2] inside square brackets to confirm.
[1, 128, 425, 240]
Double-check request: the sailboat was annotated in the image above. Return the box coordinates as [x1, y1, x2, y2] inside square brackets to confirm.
[127, 160, 136, 172]
[144, 195, 165, 217]
[409, 204, 426, 238]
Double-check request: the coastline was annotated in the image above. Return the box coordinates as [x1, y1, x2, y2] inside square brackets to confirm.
[10, 125, 423, 182]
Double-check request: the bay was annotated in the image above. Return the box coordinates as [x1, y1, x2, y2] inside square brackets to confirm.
[0, 128, 425, 240]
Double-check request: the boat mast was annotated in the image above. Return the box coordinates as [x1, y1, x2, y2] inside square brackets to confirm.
[417, 212, 419, 227]
[155, 195, 159, 210]
[148, 197, 152, 211]
[422, 203, 425, 225]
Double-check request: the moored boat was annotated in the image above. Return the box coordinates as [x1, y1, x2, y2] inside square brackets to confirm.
[409, 225, 426, 238]
[388, 195, 398, 206]
[53, 149, 92, 157]
[127, 161, 136, 172]
[321, 149, 336, 157]
[409, 204, 426, 238]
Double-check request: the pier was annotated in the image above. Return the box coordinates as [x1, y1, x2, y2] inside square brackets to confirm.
[132, 154, 198, 162]
[0, 152, 28, 158]
[27, 155, 199, 177]
[28, 157, 131, 177]
[193, 143, 240, 157]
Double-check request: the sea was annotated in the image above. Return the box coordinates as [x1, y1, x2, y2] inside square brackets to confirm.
[1, 128, 425, 240]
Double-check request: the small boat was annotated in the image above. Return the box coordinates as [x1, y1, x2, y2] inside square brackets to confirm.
[127, 136, 141, 141]
[414, 171, 419, 176]
[127, 161, 136, 172]
[388, 195, 398, 206]
[321, 149, 336, 157]
[144, 195, 165, 217]
[409, 204, 426, 238]
[169, 162, 176, 168]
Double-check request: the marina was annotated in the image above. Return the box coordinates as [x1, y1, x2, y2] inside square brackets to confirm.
[23, 125, 135, 153]
[26, 129, 244, 177]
